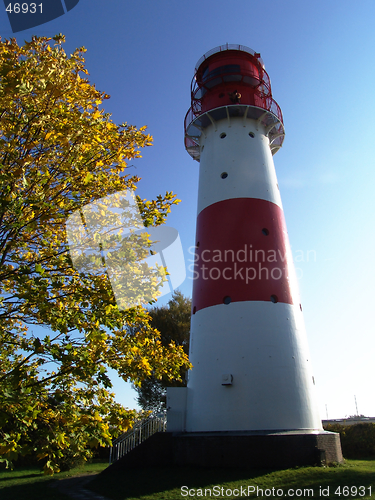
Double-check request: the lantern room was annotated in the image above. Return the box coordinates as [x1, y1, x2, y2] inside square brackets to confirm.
[193, 48, 270, 113]
[184, 44, 285, 161]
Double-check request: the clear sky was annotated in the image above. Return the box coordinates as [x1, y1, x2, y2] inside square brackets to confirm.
[1, 0, 375, 420]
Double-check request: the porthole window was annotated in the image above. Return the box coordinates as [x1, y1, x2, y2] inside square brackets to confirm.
[193, 306, 197, 315]
[262, 228, 269, 236]
[221, 172, 228, 179]
[249, 132, 255, 138]
[270, 295, 278, 304]
[220, 133, 227, 139]
[223, 296, 231, 305]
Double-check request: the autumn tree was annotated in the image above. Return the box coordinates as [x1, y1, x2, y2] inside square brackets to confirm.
[0, 35, 190, 474]
[134, 291, 191, 413]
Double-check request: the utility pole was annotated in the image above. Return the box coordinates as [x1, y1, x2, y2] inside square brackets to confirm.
[354, 395, 359, 416]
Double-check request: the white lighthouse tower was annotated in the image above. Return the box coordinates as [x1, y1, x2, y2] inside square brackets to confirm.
[184, 44, 322, 433]
[166, 44, 342, 467]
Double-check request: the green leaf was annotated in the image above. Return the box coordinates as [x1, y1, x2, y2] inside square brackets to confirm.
[35, 264, 44, 274]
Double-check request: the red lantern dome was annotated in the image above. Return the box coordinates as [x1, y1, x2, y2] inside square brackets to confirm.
[184, 44, 284, 161]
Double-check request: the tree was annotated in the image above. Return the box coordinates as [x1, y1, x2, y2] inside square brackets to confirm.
[0, 35, 190, 474]
[134, 291, 191, 413]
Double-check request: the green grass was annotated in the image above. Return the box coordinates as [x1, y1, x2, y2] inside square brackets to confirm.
[1, 458, 375, 500]
[0, 459, 108, 500]
[87, 459, 375, 500]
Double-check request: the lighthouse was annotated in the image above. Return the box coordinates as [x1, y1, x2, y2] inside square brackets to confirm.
[166, 44, 342, 467]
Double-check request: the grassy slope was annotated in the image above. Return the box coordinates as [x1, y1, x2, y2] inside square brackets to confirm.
[88, 459, 375, 500]
[1, 459, 374, 500]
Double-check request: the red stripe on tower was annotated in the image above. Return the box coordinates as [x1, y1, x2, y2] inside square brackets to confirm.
[192, 198, 298, 313]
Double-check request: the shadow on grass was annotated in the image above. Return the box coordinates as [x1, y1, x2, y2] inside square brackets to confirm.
[89, 465, 265, 499]
[87, 460, 375, 500]
[0, 480, 70, 500]
[0, 472, 44, 482]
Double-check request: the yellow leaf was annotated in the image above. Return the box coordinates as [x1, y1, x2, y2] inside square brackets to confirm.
[83, 172, 94, 184]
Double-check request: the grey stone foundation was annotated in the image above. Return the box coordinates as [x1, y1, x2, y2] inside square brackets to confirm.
[106, 430, 343, 471]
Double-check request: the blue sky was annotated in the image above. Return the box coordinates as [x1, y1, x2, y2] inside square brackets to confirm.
[1, 0, 375, 419]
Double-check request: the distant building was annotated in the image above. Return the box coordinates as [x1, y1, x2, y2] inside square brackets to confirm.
[323, 417, 375, 426]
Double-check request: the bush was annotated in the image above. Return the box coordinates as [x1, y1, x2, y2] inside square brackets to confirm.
[324, 423, 375, 458]
[55, 449, 89, 472]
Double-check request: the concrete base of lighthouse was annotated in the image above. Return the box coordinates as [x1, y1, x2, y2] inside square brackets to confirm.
[165, 385, 343, 468]
[106, 430, 343, 471]
[171, 430, 343, 468]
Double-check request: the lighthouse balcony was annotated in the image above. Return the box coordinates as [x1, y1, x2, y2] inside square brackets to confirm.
[184, 103, 285, 161]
